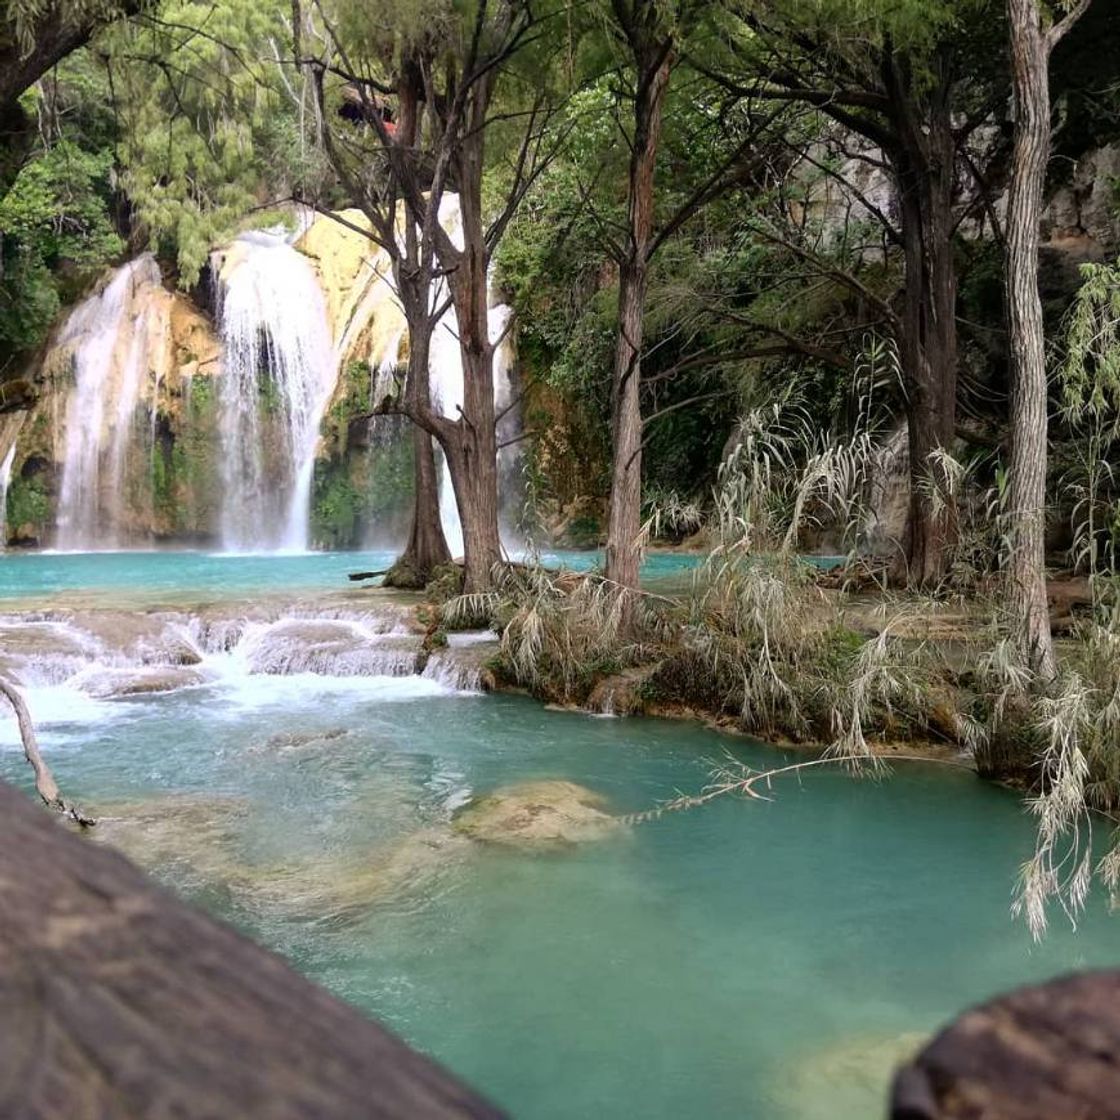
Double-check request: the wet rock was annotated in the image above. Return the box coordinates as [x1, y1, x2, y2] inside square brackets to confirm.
[254, 727, 351, 753]
[422, 645, 495, 691]
[587, 667, 656, 715]
[0, 621, 96, 659]
[90, 795, 254, 895]
[0, 620, 103, 684]
[453, 780, 622, 848]
[259, 827, 473, 918]
[77, 666, 209, 698]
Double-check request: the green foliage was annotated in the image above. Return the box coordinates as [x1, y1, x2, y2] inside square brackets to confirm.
[0, 138, 123, 348]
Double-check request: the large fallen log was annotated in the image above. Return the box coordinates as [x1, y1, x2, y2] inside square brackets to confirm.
[0, 779, 504, 1119]
[890, 969, 1120, 1119]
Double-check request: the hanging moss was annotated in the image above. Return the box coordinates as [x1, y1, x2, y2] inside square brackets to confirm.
[311, 415, 416, 549]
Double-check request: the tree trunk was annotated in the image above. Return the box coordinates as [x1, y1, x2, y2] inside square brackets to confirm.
[1004, 0, 1073, 677]
[604, 40, 674, 594]
[1, 1, 142, 202]
[445, 252, 503, 594]
[387, 314, 452, 588]
[384, 57, 451, 588]
[444, 420, 502, 593]
[432, 95, 503, 595]
[386, 427, 451, 588]
[889, 91, 960, 587]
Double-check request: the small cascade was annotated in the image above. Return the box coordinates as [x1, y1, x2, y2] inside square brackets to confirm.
[217, 231, 337, 552]
[0, 442, 15, 548]
[54, 255, 168, 549]
[0, 606, 483, 718]
[0, 414, 23, 548]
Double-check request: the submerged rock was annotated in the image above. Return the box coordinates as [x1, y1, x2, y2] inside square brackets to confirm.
[785, 1031, 927, 1119]
[91, 790, 472, 921]
[453, 780, 622, 848]
[258, 727, 350, 753]
[258, 827, 473, 918]
[90, 794, 254, 895]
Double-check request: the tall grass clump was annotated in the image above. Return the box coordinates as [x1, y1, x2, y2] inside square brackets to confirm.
[653, 397, 950, 747]
[442, 562, 671, 704]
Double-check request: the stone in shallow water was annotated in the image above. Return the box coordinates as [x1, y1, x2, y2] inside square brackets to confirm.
[243, 618, 421, 677]
[783, 1031, 927, 1120]
[453, 780, 623, 848]
[256, 828, 474, 918]
[91, 791, 472, 921]
[255, 727, 351, 753]
[90, 794, 254, 895]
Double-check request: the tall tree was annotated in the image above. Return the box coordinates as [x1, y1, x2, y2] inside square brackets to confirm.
[702, 1, 1006, 585]
[601, 2, 772, 594]
[1004, 0, 1090, 675]
[307, 0, 559, 592]
[305, 34, 452, 585]
[603, 0, 678, 593]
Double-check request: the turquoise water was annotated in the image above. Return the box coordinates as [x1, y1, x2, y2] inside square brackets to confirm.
[0, 548, 702, 602]
[0, 555, 1113, 1118]
[0, 547, 846, 603]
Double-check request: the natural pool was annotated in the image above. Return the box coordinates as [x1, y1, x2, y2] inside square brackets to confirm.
[0, 552, 1115, 1119]
[0, 547, 703, 603]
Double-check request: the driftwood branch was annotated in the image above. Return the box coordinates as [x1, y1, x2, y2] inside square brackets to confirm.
[348, 568, 391, 581]
[0, 675, 94, 826]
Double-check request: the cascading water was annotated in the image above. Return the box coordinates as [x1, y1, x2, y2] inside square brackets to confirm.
[0, 442, 16, 549]
[0, 413, 23, 548]
[54, 255, 166, 550]
[217, 232, 337, 552]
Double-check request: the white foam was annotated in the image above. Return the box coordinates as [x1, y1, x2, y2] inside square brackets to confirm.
[0, 682, 124, 749]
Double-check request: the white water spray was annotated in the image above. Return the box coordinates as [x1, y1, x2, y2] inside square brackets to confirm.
[217, 232, 337, 551]
[0, 441, 15, 548]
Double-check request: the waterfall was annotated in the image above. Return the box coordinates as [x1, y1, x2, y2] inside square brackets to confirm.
[0, 441, 15, 548]
[54, 255, 166, 550]
[217, 232, 337, 552]
[0, 414, 22, 548]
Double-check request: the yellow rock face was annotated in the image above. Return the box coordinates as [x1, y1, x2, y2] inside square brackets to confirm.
[296, 209, 406, 374]
[169, 293, 221, 389]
